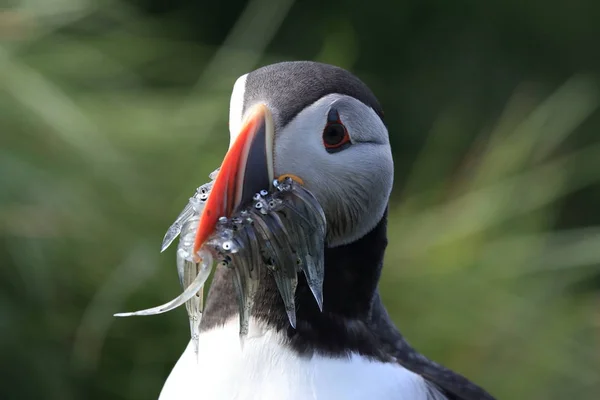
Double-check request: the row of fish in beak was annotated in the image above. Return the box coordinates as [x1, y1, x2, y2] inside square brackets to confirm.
[116, 171, 327, 355]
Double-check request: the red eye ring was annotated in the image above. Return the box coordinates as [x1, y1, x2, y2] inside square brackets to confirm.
[323, 123, 350, 149]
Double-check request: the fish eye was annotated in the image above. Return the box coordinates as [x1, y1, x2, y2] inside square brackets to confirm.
[323, 108, 351, 153]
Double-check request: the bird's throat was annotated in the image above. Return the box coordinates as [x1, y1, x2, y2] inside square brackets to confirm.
[199, 211, 389, 359]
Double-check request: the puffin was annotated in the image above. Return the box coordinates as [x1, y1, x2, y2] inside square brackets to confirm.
[155, 61, 496, 400]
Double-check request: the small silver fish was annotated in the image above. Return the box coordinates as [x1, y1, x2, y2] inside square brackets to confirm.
[115, 173, 326, 355]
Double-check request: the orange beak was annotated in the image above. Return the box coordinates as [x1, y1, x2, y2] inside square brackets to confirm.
[193, 104, 275, 256]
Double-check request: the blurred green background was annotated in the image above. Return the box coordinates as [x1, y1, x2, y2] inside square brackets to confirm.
[2, 0, 600, 399]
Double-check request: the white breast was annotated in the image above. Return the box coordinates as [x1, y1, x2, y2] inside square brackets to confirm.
[158, 318, 431, 400]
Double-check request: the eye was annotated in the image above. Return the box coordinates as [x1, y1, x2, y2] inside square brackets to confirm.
[323, 123, 347, 146]
[323, 108, 351, 153]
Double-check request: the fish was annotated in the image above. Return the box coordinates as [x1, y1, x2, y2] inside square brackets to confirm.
[115, 173, 327, 356]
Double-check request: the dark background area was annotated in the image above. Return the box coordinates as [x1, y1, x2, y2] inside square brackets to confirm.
[2, 0, 600, 399]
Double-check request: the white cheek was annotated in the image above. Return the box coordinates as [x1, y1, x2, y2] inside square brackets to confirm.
[273, 94, 393, 246]
[275, 135, 393, 246]
[273, 123, 326, 181]
[325, 145, 394, 246]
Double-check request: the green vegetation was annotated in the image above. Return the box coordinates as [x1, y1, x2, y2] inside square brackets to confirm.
[2, 1, 600, 399]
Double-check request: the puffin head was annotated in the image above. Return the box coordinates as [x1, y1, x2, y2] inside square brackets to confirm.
[124, 62, 497, 400]
[195, 61, 394, 252]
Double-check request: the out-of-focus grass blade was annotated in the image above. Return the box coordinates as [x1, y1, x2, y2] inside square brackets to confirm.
[71, 242, 159, 372]
[1, 47, 128, 171]
[389, 77, 599, 260]
[474, 75, 598, 185]
[391, 142, 600, 258]
[175, 0, 297, 124]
